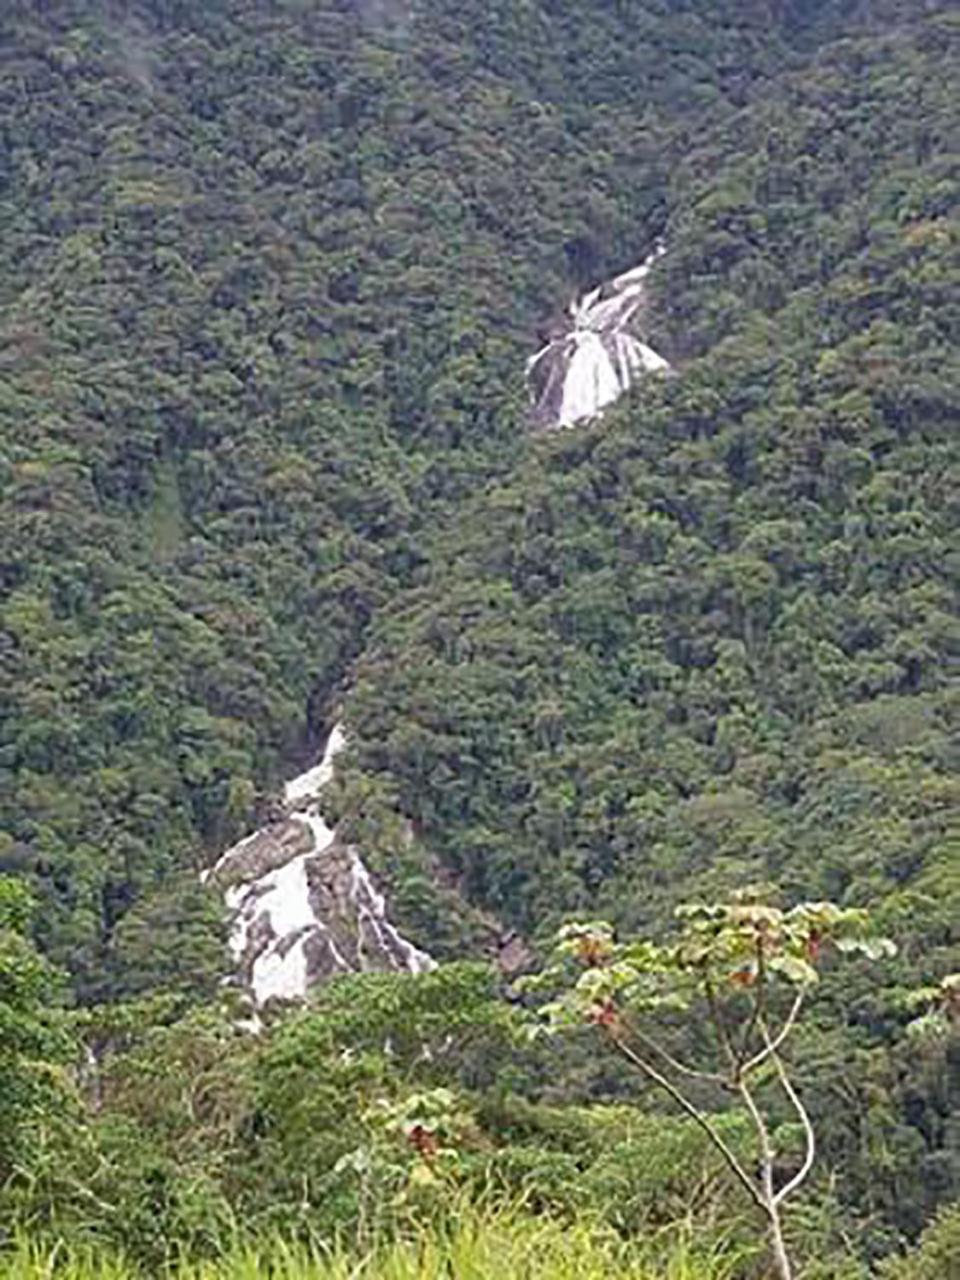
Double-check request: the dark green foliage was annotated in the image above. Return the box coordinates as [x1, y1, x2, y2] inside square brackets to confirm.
[103, 874, 229, 1002]
[328, 7, 960, 1250]
[0, 0, 958, 1271]
[0, 0, 787, 995]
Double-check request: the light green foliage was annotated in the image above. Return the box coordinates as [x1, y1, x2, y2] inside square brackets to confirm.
[288, 962, 517, 1073]
[2, 1201, 751, 1279]
[0, 965, 756, 1268]
[0, 876, 73, 1184]
[526, 890, 895, 1278]
[905, 974, 960, 1041]
[482, 1098, 754, 1239]
[533, 892, 894, 1030]
[334, 1088, 472, 1241]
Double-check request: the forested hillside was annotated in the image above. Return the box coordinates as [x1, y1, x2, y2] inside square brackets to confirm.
[0, 0, 797, 996]
[335, 12, 960, 1244]
[0, 0, 957, 1276]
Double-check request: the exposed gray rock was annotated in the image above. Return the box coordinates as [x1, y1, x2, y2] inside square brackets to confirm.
[205, 818, 314, 891]
[205, 724, 433, 1007]
[496, 931, 535, 976]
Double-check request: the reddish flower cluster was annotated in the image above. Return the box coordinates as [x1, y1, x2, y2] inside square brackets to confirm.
[587, 999, 620, 1030]
[406, 1124, 439, 1159]
[577, 936, 609, 968]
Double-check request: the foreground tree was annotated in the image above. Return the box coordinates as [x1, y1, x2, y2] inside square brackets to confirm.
[524, 888, 895, 1280]
[0, 876, 72, 1186]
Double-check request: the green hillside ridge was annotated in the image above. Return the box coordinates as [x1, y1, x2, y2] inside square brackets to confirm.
[0, 0, 957, 1274]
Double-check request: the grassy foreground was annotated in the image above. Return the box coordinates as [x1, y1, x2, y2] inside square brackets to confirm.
[3, 1207, 751, 1279]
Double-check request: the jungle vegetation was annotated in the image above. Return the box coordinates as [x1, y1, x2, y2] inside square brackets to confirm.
[0, 0, 957, 1274]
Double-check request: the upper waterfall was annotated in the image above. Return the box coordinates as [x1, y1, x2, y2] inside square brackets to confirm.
[527, 243, 671, 429]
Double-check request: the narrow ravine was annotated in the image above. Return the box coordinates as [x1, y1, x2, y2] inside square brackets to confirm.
[205, 246, 673, 1005]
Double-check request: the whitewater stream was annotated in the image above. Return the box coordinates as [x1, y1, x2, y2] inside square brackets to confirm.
[527, 243, 671, 428]
[204, 725, 433, 1007]
[204, 246, 672, 1004]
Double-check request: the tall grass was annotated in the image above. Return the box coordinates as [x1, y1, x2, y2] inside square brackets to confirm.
[3, 1202, 754, 1279]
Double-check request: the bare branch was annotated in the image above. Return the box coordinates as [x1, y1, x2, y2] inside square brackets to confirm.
[623, 1018, 726, 1086]
[704, 973, 738, 1071]
[609, 1031, 765, 1212]
[764, 1027, 816, 1207]
[742, 989, 804, 1077]
[736, 939, 767, 1071]
[735, 1066, 801, 1277]
[737, 1075, 775, 1207]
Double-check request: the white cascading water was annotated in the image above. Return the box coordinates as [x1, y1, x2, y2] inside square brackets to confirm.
[527, 242, 671, 429]
[204, 246, 672, 1003]
[204, 724, 433, 1006]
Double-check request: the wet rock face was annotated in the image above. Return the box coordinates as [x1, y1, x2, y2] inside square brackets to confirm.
[496, 931, 535, 976]
[205, 725, 433, 1007]
[527, 243, 671, 429]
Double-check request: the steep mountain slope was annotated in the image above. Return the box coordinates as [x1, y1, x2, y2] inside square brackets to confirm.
[333, 10, 960, 1239]
[1, 0, 934, 997]
[1, 0, 775, 994]
[0, 0, 957, 1263]
[345, 10, 959, 934]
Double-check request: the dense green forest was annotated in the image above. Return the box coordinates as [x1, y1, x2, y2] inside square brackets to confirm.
[0, 0, 957, 1275]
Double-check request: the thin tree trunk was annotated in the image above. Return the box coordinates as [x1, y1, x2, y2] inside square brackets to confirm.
[610, 1033, 764, 1212]
[738, 1078, 794, 1280]
[767, 1203, 793, 1280]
